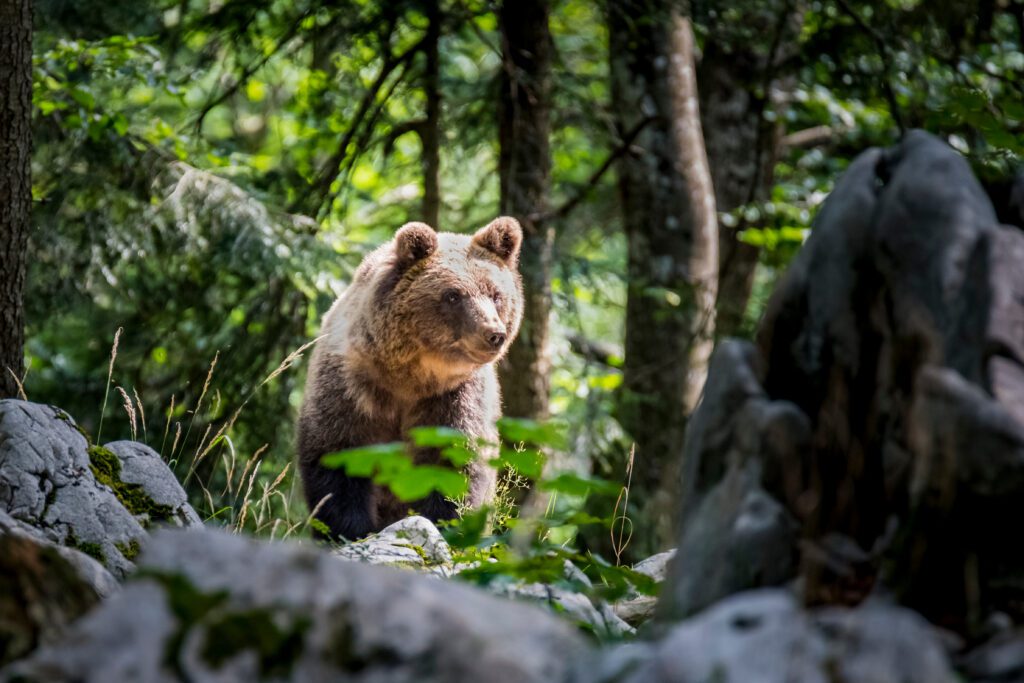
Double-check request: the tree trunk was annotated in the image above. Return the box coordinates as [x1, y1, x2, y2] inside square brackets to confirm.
[421, 0, 441, 228]
[497, 0, 553, 420]
[700, 3, 804, 337]
[609, 1, 718, 556]
[0, 0, 32, 399]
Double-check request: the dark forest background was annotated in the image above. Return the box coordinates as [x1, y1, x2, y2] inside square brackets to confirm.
[2, 0, 1023, 561]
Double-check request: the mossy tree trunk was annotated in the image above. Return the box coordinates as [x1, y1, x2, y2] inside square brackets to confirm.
[0, 0, 32, 399]
[609, 0, 718, 556]
[497, 0, 553, 420]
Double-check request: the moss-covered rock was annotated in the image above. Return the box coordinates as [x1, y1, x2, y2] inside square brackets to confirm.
[88, 445, 175, 526]
[0, 400, 147, 579]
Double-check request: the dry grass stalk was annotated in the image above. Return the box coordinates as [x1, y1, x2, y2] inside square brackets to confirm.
[160, 394, 176, 459]
[115, 385, 138, 441]
[611, 444, 636, 566]
[170, 422, 182, 461]
[132, 386, 147, 442]
[235, 457, 264, 532]
[5, 367, 27, 401]
[97, 326, 123, 442]
[181, 351, 219, 457]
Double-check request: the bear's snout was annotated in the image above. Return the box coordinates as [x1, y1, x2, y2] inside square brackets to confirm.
[486, 330, 507, 349]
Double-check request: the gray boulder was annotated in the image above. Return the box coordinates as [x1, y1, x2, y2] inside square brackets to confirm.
[105, 440, 202, 528]
[0, 400, 147, 577]
[613, 549, 676, 625]
[668, 131, 1024, 634]
[334, 514, 452, 570]
[659, 463, 799, 621]
[334, 515, 634, 637]
[583, 590, 957, 683]
[2, 526, 591, 683]
[487, 560, 634, 639]
[0, 400, 201, 578]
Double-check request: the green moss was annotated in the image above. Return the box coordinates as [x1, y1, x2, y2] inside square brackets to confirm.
[201, 609, 309, 676]
[395, 542, 430, 563]
[143, 571, 307, 678]
[88, 445, 174, 525]
[65, 529, 104, 563]
[40, 481, 57, 521]
[144, 571, 229, 678]
[115, 540, 141, 561]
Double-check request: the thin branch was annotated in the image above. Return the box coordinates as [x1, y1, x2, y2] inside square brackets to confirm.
[533, 115, 655, 224]
[381, 118, 427, 160]
[291, 37, 425, 215]
[781, 124, 844, 149]
[567, 334, 623, 369]
[307, 54, 417, 217]
[192, 10, 311, 133]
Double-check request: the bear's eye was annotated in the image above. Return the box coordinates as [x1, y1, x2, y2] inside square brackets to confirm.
[442, 290, 462, 305]
[491, 291, 502, 305]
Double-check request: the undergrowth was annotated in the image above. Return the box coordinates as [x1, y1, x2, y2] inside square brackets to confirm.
[28, 326, 655, 639]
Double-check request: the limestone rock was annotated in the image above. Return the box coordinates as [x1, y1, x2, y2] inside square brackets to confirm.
[333, 514, 452, 569]
[0, 400, 147, 577]
[105, 440, 202, 528]
[2, 526, 591, 683]
[584, 590, 957, 683]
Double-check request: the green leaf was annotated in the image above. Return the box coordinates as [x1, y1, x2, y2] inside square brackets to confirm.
[70, 87, 95, 110]
[383, 466, 468, 502]
[321, 443, 408, 476]
[441, 507, 491, 548]
[441, 444, 477, 467]
[408, 426, 467, 448]
[497, 418, 567, 450]
[497, 446, 546, 479]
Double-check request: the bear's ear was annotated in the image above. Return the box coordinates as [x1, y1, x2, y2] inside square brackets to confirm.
[472, 216, 522, 266]
[394, 222, 438, 266]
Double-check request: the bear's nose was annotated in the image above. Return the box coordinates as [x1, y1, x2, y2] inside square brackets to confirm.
[487, 331, 507, 349]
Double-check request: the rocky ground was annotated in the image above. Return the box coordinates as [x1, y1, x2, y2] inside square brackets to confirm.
[3, 130, 1024, 681]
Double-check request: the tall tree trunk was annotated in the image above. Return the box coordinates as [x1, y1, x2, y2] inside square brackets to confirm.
[421, 0, 441, 227]
[609, 1, 718, 555]
[700, 2, 803, 337]
[0, 0, 32, 399]
[497, 0, 553, 420]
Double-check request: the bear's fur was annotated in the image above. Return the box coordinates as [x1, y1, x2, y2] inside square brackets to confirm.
[297, 217, 524, 540]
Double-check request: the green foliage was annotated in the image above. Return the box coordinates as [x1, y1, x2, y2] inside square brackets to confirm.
[322, 441, 470, 502]
[64, 529, 105, 564]
[22, 0, 1024, 639]
[201, 609, 310, 677]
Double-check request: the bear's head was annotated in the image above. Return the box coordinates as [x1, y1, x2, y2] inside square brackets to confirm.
[377, 217, 524, 376]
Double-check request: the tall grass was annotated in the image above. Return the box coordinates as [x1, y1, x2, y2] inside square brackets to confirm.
[95, 327, 321, 539]
[96, 326, 122, 443]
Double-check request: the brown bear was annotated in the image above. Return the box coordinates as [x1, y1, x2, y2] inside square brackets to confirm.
[297, 217, 524, 540]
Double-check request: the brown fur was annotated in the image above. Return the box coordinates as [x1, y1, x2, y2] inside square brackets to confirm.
[297, 217, 524, 540]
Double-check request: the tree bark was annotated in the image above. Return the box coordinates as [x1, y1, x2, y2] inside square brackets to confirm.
[497, 0, 553, 420]
[0, 0, 32, 398]
[699, 2, 803, 337]
[609, 1, 718, 555]
[421, 0, 441, 228]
